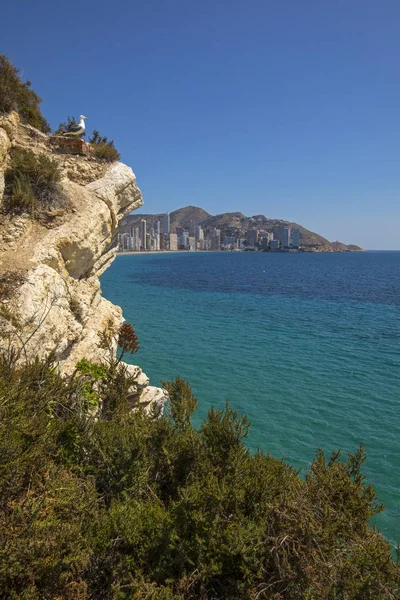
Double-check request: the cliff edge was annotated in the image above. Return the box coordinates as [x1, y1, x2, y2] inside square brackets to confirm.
[0, 112, 166, 413]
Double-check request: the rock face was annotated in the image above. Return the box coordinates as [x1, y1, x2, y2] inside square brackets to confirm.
[0, 112, 167, 415]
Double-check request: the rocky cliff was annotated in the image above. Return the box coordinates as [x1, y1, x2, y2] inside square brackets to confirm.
[0, 112, 166, 413]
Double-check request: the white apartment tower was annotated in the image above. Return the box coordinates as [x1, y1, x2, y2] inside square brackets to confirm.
[196, 225, 204, 242]
[141, 219, 147, 250]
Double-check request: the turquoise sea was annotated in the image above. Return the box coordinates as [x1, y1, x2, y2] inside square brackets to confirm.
[101, 251, 400, 546]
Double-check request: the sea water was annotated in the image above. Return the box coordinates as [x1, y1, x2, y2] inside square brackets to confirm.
[101, 251, 400, 545]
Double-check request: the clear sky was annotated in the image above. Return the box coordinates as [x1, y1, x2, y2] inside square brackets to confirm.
[2, 0, 400, 248]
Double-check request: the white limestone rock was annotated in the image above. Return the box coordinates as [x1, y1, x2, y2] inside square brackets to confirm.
[0, 172, 5, 207]
[134, 386, 168, 416]
[0, 126, 11, 205]
[0, 115, 164, 415]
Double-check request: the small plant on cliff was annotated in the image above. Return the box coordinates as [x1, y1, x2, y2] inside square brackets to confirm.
[89, 129, 120, 161]
[0, 55, 50, 132]
[3, 147, 68, 216]
[54, 115, 78, 135]
[99, 320, 140, 364]
[117, 321, 140, 363]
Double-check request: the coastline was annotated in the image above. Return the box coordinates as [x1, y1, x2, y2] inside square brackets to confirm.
[115, 248, 363, 256]
[116, 250, 196, 256]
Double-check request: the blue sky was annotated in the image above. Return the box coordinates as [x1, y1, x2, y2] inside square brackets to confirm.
[2, 0, 400, 248]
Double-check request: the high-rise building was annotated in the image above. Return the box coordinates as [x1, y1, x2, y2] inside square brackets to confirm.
[283, 227, 290, 248]
[246, 229, 258, 247]
[210, 228, 221, 250]
[169, 233, 178, 251]
[291, 228, 300, 248]
[130, 226, 139, 251]
[162, 213, 170, 234]
[188, 236, 196, 251]
[261, 232, 273, 250]
[270, 239, 280, 251]
[196, 225, 204, 242]
[223, 236, 235, 246]
[134, 227, 140, 251]
[189, 219, 196, 238]
[179, 231, 189, 249]
[122, 233, 132, 250]
[141, 219, 147, 250]
[153, 220, 161, 235]
[273, 225, 290, 248]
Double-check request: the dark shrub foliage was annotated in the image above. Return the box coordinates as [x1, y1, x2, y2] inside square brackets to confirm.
[3, 147, 68, 216]
[0, 55, 50, 132]
[54, 115, 78, 135]
[0, 352, 398, 599]
[89, 129, 120, 161]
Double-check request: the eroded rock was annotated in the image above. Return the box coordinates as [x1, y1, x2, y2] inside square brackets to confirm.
[0, 114, 167, 414]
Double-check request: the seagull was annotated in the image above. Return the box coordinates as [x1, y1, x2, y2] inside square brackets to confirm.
[62, 115, 88, 137]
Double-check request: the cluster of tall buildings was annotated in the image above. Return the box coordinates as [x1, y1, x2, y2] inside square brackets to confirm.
[117, 215, 301, 253]
[247, 225, 300, 251]
[118, 214, 173, 252]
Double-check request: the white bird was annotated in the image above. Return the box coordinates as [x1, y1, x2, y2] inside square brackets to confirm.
[62, 115, 88, 137]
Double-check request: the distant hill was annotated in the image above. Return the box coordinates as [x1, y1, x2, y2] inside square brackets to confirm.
[168, 206, 211, 231]
[120, 206, 362, 251]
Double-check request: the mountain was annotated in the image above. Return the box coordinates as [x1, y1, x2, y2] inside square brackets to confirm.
[120, 206, 362, 251]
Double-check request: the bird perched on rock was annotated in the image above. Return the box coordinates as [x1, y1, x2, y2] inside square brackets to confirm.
[62, 115, 87, 137]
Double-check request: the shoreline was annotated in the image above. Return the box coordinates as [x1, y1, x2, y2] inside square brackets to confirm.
[116, 250, 197, 256]
[115, 249, 364, 256]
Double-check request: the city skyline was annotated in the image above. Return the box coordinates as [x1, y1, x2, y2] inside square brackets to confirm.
[119, 212, 303, 253]
[2, 1, 399, 249]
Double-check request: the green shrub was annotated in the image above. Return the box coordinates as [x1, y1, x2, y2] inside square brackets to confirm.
[0, 55, 50, 132]
[0, 352, 398, 599]
[54, 115, 78, 135]
[3, 147, 68, 216]
[90, 142, 120, 161]
[89, 129, 120, 161]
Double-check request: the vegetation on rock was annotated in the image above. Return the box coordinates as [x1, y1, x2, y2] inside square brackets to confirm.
[89, 129, 121, 161]
[54, 115, 78, 135]
[0, 55, 50, 133]
[3, 147, 68, 217]
[0, 348, 398, 599]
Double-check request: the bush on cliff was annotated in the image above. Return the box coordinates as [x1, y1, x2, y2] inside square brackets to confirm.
[0, 55, 50, 133]
[53, 115, 79, 135]
[3, 147, 68, 216]
[89, 129, 121, 161]
[0, 352, 398, 599]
